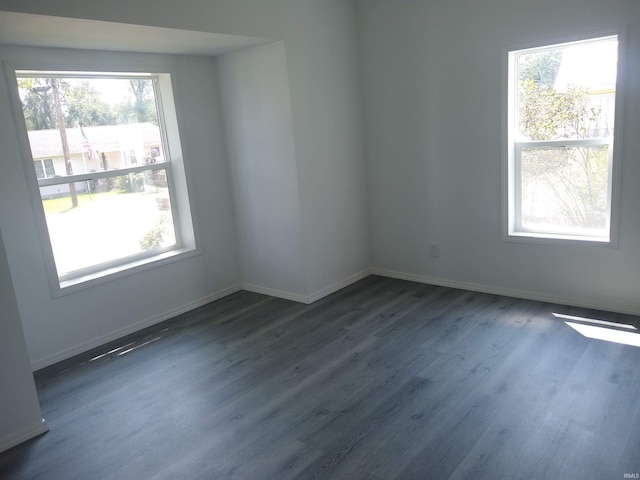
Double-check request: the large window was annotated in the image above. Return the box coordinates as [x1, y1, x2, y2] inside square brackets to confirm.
[506, 35, 619, 242]
[15, 72, 196, 289]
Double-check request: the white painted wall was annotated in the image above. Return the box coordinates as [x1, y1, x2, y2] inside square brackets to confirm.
[357, 0, 640, 314]
[0, 228, 48, 452]
[0, 46, 240, 368]
[0, 0, 371, 301]
[218, 42, 308, 299]
[280, 1, 370, 295]
[0, 0, 370, 371]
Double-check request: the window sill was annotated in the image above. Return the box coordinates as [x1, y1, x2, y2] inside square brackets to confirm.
[55, 247, 199, 296]
[505, 231, 613, 247]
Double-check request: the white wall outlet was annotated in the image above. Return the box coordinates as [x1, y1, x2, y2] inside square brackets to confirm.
[430, 242, 440, 258]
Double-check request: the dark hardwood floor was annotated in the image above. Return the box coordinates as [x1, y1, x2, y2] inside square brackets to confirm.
[1, 275, 639, 479]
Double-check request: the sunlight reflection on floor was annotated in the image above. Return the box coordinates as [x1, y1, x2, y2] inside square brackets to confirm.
[553, 313, 640, 348]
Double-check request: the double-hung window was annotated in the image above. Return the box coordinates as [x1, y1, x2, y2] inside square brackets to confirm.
[506, 35, 619, 242]
[14, 71, 196, 290]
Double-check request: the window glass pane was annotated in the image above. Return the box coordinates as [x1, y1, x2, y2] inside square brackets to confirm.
[43, 158, 55, 177]
[40, 169, 176, 275]
[517, 38, 617, 141]
[520, 145, 609, 235]
[34, 160, 45, 179]
[18, 76, 165, 178]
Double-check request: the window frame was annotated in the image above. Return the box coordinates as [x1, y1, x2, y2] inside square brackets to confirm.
[7, 66, 199, 295]
[34, 158, 55, 179]
[503, 31, 625, 246]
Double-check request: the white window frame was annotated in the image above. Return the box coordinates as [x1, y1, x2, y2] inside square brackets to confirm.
[504, 32, 625, 245]
[128, 149, 138, 165]
[8, 68, 199, 295]
[34, 158, 55, 179]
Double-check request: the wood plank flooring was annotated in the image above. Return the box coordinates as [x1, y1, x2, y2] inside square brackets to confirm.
[1, 275, 639, 479]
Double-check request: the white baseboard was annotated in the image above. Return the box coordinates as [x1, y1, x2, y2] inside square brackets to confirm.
[243, 269, 371, 305]
[307, 269, 371, 303]
[371, 268, 640, 316]
[241, 283, 310, 304]
[31, 284, 242, 371]
[0, 419, 49, 454]
[31, 270, 372, 371]
[30, 269, 639, 372]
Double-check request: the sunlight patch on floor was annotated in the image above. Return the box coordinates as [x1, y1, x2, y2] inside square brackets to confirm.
[553, 312, 637, 330]
[555, 313, 640, 348]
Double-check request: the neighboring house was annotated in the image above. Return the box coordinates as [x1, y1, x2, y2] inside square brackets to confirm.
[27, 122, 162, 197]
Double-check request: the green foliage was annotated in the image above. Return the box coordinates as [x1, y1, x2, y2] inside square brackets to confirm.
[519, 79, 601, 141]
[517, 48, 611, 231]
[63, 81, 117, 127]
[20, 78, 59, 130]
[139, 215, 168, 251]
[114, 80, 158, 125]
[115, 173, 144, 193]
[518, 51, 562, 87]
[521, 146, 609, 229]
[20, 78, 117, 130]
[19, 77, 157, 130]
[129, 79, 157, 123]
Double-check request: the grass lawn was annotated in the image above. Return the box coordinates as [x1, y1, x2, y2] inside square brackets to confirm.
[42, 191, 122, 214]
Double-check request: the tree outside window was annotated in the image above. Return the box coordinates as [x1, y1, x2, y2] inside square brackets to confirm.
[508, 36, 618, 241]
[16, 73, 184, 283]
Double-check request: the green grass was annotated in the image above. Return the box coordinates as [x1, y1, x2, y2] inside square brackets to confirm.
[42, 191, 120, 214]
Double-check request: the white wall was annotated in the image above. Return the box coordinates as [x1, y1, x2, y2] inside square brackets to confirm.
[0, 0, 370, 370]
[0, 228, 48, 452]
[358, 0, 640, 314]
[218, 42, 308, 299]
[0, 0, 371, 301]
[0, 46, 240, 368]
[281, 1, 370, 296]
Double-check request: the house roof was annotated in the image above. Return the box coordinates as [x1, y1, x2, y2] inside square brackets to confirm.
[27, 123, 161, 158]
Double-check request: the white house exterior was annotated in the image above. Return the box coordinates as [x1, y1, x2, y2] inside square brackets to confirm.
[27, 123, 162, 197]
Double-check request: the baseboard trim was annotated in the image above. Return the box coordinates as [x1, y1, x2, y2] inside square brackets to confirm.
[30, 270, 373, 371]
[30, 269, 639, 372]
[241, 283, 310, 304]
[243, 269, 372, 305]
[0, 419, 49, 454]
[31, 284, 242, 371]
[307, 269, 371, 304]
[371, 268, 640, 316]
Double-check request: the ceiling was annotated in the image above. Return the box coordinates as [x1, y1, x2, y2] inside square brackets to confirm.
[0, 11, 271, 56]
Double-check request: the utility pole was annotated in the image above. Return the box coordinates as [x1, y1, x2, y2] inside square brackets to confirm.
[50, 79, 78, 208]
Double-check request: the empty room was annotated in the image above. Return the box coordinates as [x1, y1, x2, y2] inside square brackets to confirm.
[0, 0, 639, 478]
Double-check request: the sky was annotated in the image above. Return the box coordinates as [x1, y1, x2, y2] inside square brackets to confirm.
[553, 37, 618, 91]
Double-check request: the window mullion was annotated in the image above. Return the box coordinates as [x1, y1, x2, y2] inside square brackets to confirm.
[515, 138, 610, 149]
[37, 163, 167, 187]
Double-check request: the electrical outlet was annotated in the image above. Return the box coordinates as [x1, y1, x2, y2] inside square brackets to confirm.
[430, 243, 440, 258]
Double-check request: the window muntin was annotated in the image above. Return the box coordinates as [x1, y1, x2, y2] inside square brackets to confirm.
[508, 36, 618, 242]
[16, 73, 186, 284]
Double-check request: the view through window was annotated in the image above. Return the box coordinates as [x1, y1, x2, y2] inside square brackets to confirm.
[16, 73, 182, 282]
[508, 36, 618, 241]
